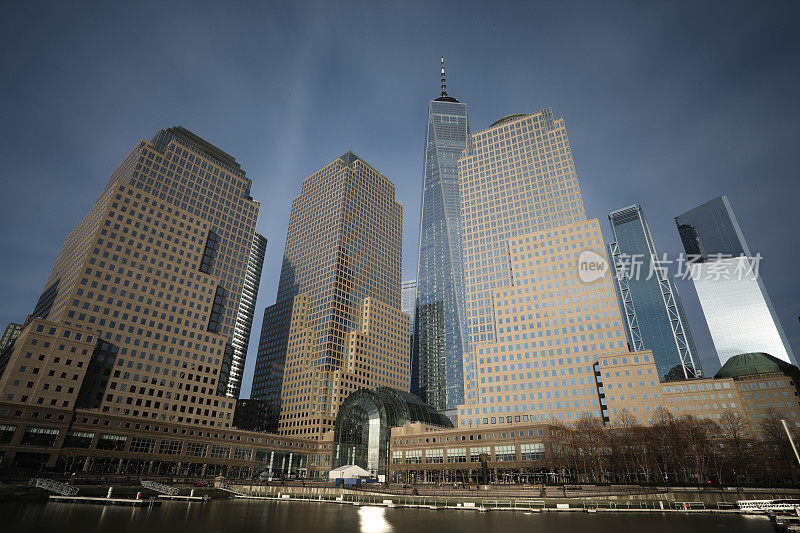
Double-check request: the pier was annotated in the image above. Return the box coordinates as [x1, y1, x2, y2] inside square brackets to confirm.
[48, 495, 161, 507]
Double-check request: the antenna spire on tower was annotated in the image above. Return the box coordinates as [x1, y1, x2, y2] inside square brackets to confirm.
[441, 55, 447, 97]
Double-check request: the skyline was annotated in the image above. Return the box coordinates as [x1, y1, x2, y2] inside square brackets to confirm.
[1, 2, 799, 397]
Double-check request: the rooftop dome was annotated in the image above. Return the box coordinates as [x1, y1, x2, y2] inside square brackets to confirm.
[490, 113, 529, 128]
[714, 352, 799, 379]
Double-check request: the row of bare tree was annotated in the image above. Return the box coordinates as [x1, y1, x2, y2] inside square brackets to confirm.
[544, 407, 800, 486]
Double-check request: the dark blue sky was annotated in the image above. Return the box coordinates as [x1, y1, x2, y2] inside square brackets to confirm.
[1, 1, 798, 396]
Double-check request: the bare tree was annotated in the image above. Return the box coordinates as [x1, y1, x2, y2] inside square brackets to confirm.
[717, 412, 752, 484]
[759, 408, 799, 484]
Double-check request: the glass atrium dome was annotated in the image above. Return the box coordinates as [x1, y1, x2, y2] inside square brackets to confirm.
[332, 387, 453, 476]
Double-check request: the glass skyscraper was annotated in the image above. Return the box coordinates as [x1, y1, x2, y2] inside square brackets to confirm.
[608, 205, 699, 380]
[227, 232, 267, 398]
[676, 195, 796, 366]
[401, 279, 417, 335]
[411, 58, 470, 411]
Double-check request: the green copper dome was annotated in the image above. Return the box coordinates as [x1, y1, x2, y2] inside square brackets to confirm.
[714, 352, 799, 379]
[490, 113, 529, 128]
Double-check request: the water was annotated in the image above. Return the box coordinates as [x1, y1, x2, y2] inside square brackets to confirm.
[1, 500, 774, 533]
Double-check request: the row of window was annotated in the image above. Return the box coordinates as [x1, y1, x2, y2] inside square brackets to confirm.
[391, 443, 546, 464]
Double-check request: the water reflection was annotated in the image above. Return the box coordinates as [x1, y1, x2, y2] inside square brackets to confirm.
[0, 499, 773, 533]
[358, 506, 391, 533]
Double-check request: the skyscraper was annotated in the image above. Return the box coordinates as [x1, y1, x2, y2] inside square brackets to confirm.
[608, 204, 699, 380]
[251, 151, 409, 438]
[401, 279, 417, 335]
[456, 109, 636, 427]
[227, 232, 267, 398]
[412, 57, 470, 411]
[676, 195, 796, 366]
[19, 126, 261, 427]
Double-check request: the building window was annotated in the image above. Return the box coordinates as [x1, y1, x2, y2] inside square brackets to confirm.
[97, 433, 127, 451]
[405, 450, 422, 464]
[520, 443, 545, 460]
[159, 439, 183, 455]
[425, 449, 443, 463]
[130, 436, 156, 454]
[186, 442, 208, 457]
[469, 446, 490, 462]
[0, 424, 17, 444]
[199, 231, 219, 274]
[233, 447, 252, 460]
[63, 430, 94, 449]
[447, 448, 467, 463]
[21, 427, 59, 446]
[211, 444, 231, 458]
[495, 445, 516, 461]
[207, 286, 227, 333]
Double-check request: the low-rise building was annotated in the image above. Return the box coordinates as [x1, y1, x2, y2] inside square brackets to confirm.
[387, 351, 800, 484]
[601, 351, 800, 432]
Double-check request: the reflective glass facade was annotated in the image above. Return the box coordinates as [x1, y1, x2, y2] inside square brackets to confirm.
[412, 96, 469, 411]
[675, 195, 750, 260]
[676, 196, 796, 366]
[332, 387, 452, 476]
[608, 205, 699, 380]
[401, 279, 417, 335]
[691, 258, 796, 366]
[228, 232, 267, 398]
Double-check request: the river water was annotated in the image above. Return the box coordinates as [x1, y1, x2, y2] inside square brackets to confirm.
[1, 499, 774, 533]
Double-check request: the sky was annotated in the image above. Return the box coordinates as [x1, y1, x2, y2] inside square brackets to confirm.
[1, 1, 799, 397]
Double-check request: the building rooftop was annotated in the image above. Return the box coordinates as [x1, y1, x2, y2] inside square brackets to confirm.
[161, 126, 242, 172]
[337, 150, 387, 180]
[714, 352, 799, 379]
[489, 113, 530, 128]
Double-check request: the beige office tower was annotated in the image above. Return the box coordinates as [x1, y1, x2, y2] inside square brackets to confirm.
[252, 151, 409, 439]
[21, 127, 260, 428]
[457, 109, 633, 427]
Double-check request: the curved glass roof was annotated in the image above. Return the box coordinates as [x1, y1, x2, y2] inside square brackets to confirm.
[337, 387, 453, 430]
[332, 387, 452, 475]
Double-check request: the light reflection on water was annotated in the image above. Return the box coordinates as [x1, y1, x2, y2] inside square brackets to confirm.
[358, 506, 391, 533]
[0, 499, 774, 533]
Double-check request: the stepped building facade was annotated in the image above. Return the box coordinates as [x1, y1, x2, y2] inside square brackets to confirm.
[251, 151, 409, 439]
[0, 127, 304, 473]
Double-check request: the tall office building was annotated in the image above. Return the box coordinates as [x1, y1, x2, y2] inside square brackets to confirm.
[14, 126, 261, 427]
[227, 232, 267, 398]
[676, 195, 796, 366]
[0, 322, 23, 354]
[251, 151, 409, 438]
[401, 280, 417, 335]
[412, 57, 470, 411]
[456, 109, 635, 426]
[608, 205, 699, 380]
[0, 322, 24, 376]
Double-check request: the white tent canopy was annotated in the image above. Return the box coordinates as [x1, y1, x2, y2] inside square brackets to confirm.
[328, 464, 371, 479]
